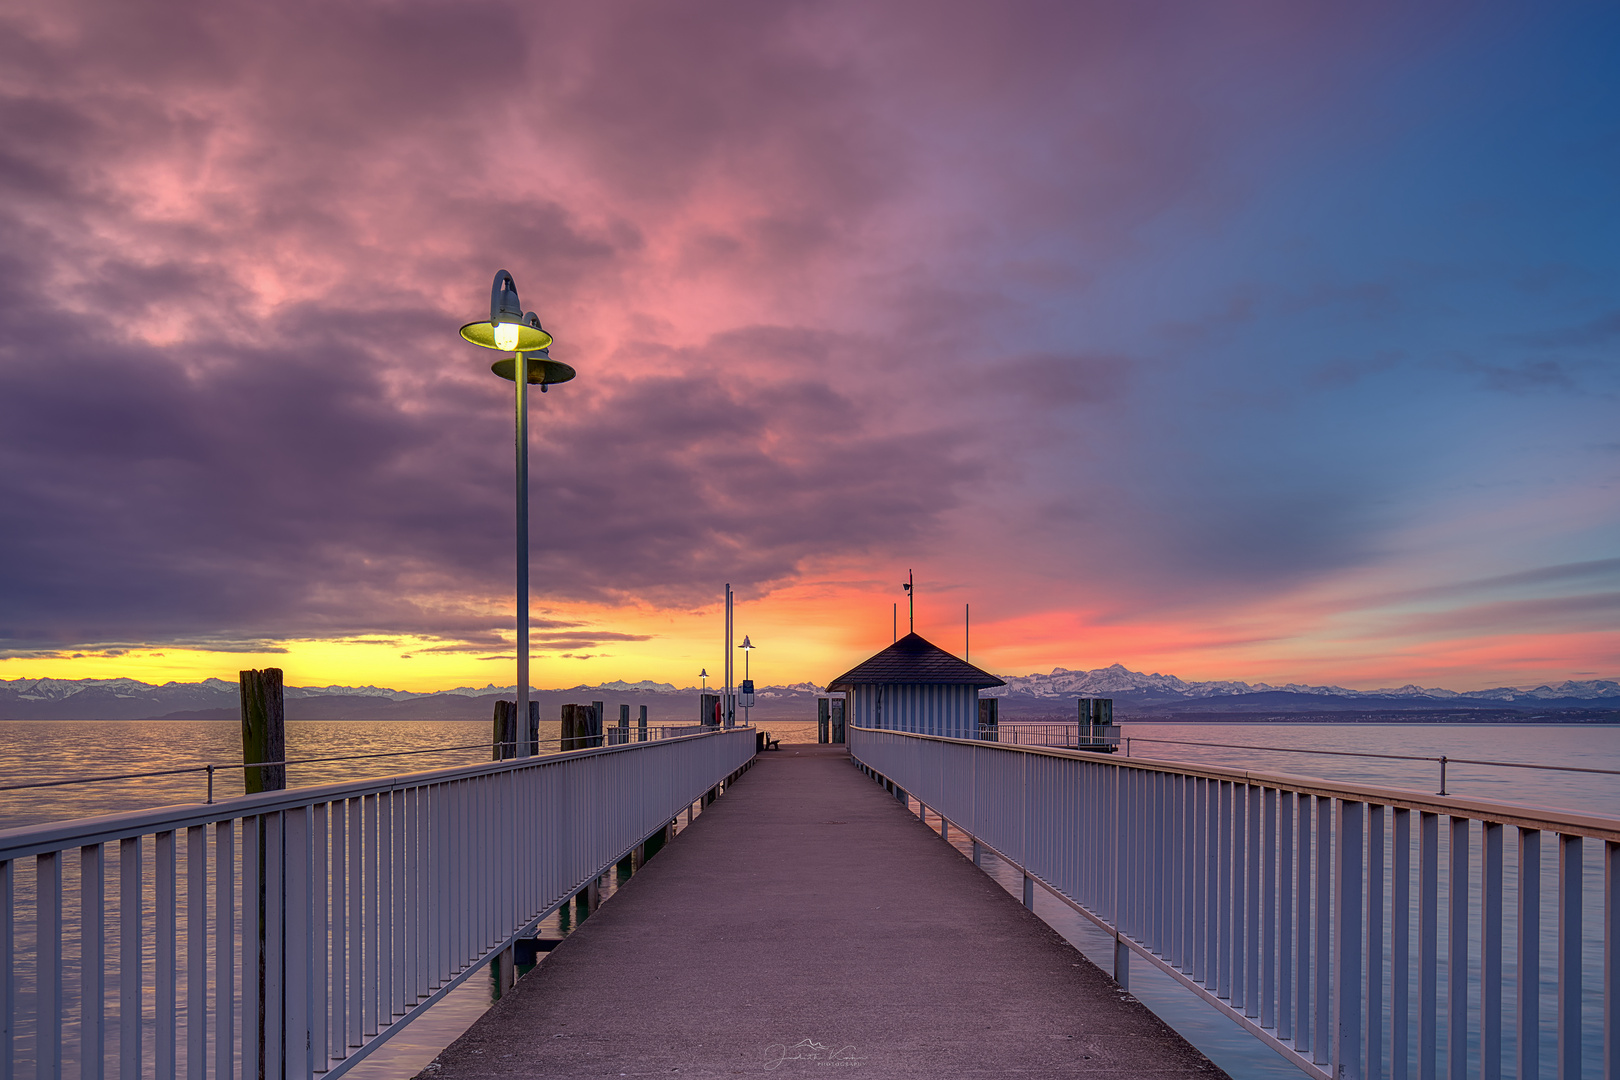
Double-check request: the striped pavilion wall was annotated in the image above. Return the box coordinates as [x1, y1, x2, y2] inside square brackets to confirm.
[845, 683, 979, 739]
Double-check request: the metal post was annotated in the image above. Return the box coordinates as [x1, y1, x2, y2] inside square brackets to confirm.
[1482, 822, 1503, 1080]
[515, 352, 530, 756]
[1558, 834, 1582, 1080]
[1395, 809, 1412, 1080]
[1518, 829, 1540, 1080]
[1420, 812, 1440, 1080]
[1603, 840, 1618, 1080]
[1334, 800, 1364, 1080]
[1450, 818, 1469, 1080]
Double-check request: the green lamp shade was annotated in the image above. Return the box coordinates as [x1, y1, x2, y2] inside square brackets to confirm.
[460, 320, 554, 351]
[492, 355, 576, 385]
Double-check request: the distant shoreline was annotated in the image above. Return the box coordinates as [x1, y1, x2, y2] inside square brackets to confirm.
[5, 710, 1616, 724]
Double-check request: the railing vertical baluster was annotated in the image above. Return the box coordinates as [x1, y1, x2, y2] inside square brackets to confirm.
[81, 844, 105, 1080]
[186, 827, 207, 1080]
[1281, 790, 1295, 1043]
[1164, 774, 1176, 963]
[1208, 775, 1220, 986]
[38, 851, 61, 1080]
[1193, 777, 1208, 985]
[1604, 840, 1617, 1080]
[1111, 764, 1126, 984]
[348, 799, 363, 1049]
[392, 790, 407, 1020]
[311, 802, 328, 1073]
[1246, 785, 1261, 1020]
[1183, 774, 1196, 973]
[1219, 780, 1233, 1000]
[329, 800, 346, 1063]
[1557, 834, 1582, 1080]
[408, 787, 424, 1002]
[432, 786, 446, 989]
[1316, 796, 1332, 1066]
[1450, 818, 1470, 1080]
[1395, 809, 1411, 1080]
[284, 807, 312, 1080]
[1509, 829, 1535, 1080]
[1481, 822, 1502, 1080]
[363, 794, 378, 1037]
[1154, 772, 1166, 953]
[377, 790, 392, 1026]
[1126, 769, 1138, 939]
[263, 814, 284, 1080]
[455, 780, 468, 970]
[1420, 811, 1440, 1080]
[2, 859, 13, 1080]
[1297, 795, 1313, 1054]
[1233, 781, 1246, 1008]
[1263, 787, 1278, 1031]
[156, 830, 176, 1080]
[1335, 800, 1364, 1080]
[240, 823, 257, 1080]
[1369, 804, 1385, 1080]
[214, 821, 234, 1080]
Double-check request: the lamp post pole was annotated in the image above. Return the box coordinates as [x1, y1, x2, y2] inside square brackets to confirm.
[514, 351, 529, 749]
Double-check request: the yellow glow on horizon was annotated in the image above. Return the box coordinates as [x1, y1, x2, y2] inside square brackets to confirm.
[0, 579, 1609, 693]
[0, 587, 900, 692]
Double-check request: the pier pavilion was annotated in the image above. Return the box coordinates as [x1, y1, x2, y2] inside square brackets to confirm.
[827, 631, 1004, 739]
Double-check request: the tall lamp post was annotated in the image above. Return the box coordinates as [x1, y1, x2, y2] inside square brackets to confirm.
[460, 270, 575, 757]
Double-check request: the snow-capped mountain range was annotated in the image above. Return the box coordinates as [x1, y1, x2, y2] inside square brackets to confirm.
[987, 664, 1620, 703]
[0, 666, 1614, 720]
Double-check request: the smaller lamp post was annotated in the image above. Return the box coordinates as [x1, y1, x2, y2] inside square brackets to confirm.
[738, 636, 756, 726]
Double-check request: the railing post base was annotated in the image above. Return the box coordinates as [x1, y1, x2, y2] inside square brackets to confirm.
[1113, 938, 1130, 989]
[492, 946, 515, 998]
[972, 840, 983, 868]
[1022, 874, 1035, 910]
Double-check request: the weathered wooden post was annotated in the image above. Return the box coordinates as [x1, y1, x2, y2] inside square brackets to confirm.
[831, 698, 845, 743]
[239, 667, 286, 1080]
[618, 703, 630, 745]
[817, 698, 830, 743]
[591, 701, 604, 747]
[638, 704, 648, 742]
[239, 668, 286, 792]
[560, 704, 578, 751]
[491, 700, 514, 760]
[526, 700, 539, 756]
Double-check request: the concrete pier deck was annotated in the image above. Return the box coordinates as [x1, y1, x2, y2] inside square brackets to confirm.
[418, 744, 1227, 1079]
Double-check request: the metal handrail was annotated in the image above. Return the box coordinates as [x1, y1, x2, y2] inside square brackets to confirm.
[1121, 733, 1620, 796]
[0, 726, 723, 799]
[850, 725, 1620, 1080]
[0, 726, 758, 1080]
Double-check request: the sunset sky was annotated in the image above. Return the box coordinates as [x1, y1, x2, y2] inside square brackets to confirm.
[1, 1, 1616, 693]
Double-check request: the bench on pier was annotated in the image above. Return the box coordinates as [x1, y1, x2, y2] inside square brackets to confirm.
[757, 731, 781, 752]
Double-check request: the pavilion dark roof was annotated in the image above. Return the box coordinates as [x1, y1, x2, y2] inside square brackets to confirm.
[826, 632, 1006, 691]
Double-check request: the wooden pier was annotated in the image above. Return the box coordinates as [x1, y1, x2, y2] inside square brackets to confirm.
[419, 744, 1224, 1078]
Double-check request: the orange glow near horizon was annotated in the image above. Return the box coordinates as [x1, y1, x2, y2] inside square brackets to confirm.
[1, 577, 1612, 693]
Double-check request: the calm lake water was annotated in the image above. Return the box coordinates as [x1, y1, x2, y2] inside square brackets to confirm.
[1, 719, 1616, 1079]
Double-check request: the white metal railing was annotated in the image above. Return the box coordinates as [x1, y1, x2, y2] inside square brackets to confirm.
[977, 723, 1120, 752]
[850, 725, 1620, 1080]
[0, 727, 755, 1080]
